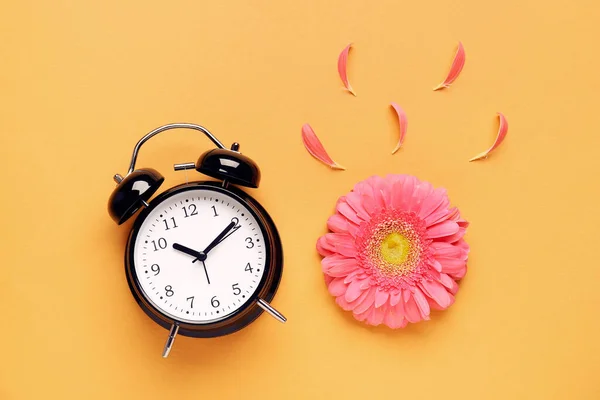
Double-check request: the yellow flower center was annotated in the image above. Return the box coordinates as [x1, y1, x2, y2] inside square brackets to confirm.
[380, 232, 411, 264]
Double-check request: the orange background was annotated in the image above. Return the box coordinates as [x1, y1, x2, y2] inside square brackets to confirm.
[1, 0, 600, 399]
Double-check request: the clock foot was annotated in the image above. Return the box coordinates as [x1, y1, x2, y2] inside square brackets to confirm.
[257, 298, 287, 323]
[162, 323, 180, 358]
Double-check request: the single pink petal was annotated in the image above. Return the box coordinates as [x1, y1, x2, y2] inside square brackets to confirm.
[345, 279, 366, 302]
[322, 255, 359, 277]
[367, 303, 386, 326]
[353, 286, 377, 315]
[430, 259, 443, 272]
[431, 242, 465, 259]
[336, 287, 370, 311]
[418, 188, 447, 220]
[469, 113, 509, 162]
[327, 278, 348, 297]
[403, 294, 421, 323]
[345, 192, 371, 221]
[384, 304, 407, 329]
[437, 257, 467, 276]
[316, 236, 334, 257]
[420, 280, 453, 309]
[407, 180, 433, 214]
[412, 289, 431, 319]
[389, 291, 402, 306]
[433, 41, 465, 91]
[427, 220, 460, 239]
[337, 43, 356, 96]
[374, 288, 389, 308]
[327, 214, 351, 234]
[336, 200, 362, 225]
[390, 103, 408, 154]
[440, 227, 467, 244]
[301, 123, 345, 170]
[354, 307, 372, 322]
[439, 273, 459, 295]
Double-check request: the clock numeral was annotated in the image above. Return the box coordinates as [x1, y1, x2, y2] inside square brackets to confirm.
[245, 237, 255, 249]
[183, 204, 198, 218]
[245, 263, 254, 273]
[232, 283, 241, 296]
[211, 205, 219, 217]
[151, 238, 167, 251]
[211, 296, 220, 308]
[186, 296, 195, 308]
[220, 217, 242, 242]
[164, 285, 174, 297]
[162, 217, 178, 230]
[150, 264, 160, 276]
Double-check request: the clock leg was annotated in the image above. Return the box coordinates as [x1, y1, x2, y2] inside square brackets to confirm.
[162, 323, 180, 358]
[257, 299, 287, 323]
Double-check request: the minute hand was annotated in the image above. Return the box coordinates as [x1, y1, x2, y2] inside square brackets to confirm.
[192, 221, 236, 263]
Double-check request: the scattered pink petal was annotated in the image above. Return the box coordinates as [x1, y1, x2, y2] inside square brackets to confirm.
[337, 43, 356, 96]
[390, 103, 408, 154]
[433, 42, 465, 91]
[301, 123, 345, 170]
[469, 113, 509, 162]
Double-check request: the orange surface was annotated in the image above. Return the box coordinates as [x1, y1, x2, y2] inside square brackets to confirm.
[1, 1, 600, 399]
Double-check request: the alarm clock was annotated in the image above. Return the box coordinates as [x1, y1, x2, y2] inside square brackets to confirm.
[108, 123, 286, 357]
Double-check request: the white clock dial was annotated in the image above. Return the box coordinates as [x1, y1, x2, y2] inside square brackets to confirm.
[132, 188, 267, 323]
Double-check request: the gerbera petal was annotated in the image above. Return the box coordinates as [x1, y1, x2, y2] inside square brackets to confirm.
[336, 200, 362, 225]
[336, 287, 370, 311]
[366, 176, 388, 209]
[354, 307, 372, 322]
[427, 220, 459, 239]
[353, 286, 377, 314]
[418, 188, 448, 219]
[408, 180, 433, 214]
[345, 279, 367, 302]
[345, 191, 371, 221]
[421, 279, 454, 309]
[327, 277, 348, 297]
[323, 233, 358, 257]
[455, 238, 470, 252]
[389, 291, 402, 306]
[367, 303, 386, 326]
[431, 242, 465, 259]
[412, 288, 431, 319]
[384, 304, 407, 329]
[430, 258, 443, 272]
[398, 175, 417, 210]
[324, 274, 334, 286]
[342, 269, 363, 284]
[316, 236, 335, 256]
[441, 227, 467, 244]
[425, 208, 452, 226]
[436, 257, 467, 272]
[374, 288, 389, 308]
[327, 214, 352, 234]
[439, 273, 459, 294]
[404, 294, 422, 323]
[322, 255, 359, 277]
[389, 175, 409, 210]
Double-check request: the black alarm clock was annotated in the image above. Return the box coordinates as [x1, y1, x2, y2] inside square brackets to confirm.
[108, 123, 285, 357]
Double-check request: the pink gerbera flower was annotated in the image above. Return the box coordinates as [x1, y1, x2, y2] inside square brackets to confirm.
[317, 175, 469, 328]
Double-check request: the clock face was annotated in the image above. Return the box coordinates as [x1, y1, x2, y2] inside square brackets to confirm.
[131, 187, 268, 324]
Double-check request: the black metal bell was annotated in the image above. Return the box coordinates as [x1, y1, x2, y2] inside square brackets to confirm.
[108, 168, 164, 224]
[196, 144, 261, 188]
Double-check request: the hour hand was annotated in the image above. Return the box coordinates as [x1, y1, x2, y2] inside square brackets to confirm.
[172, 243, 206, 261]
